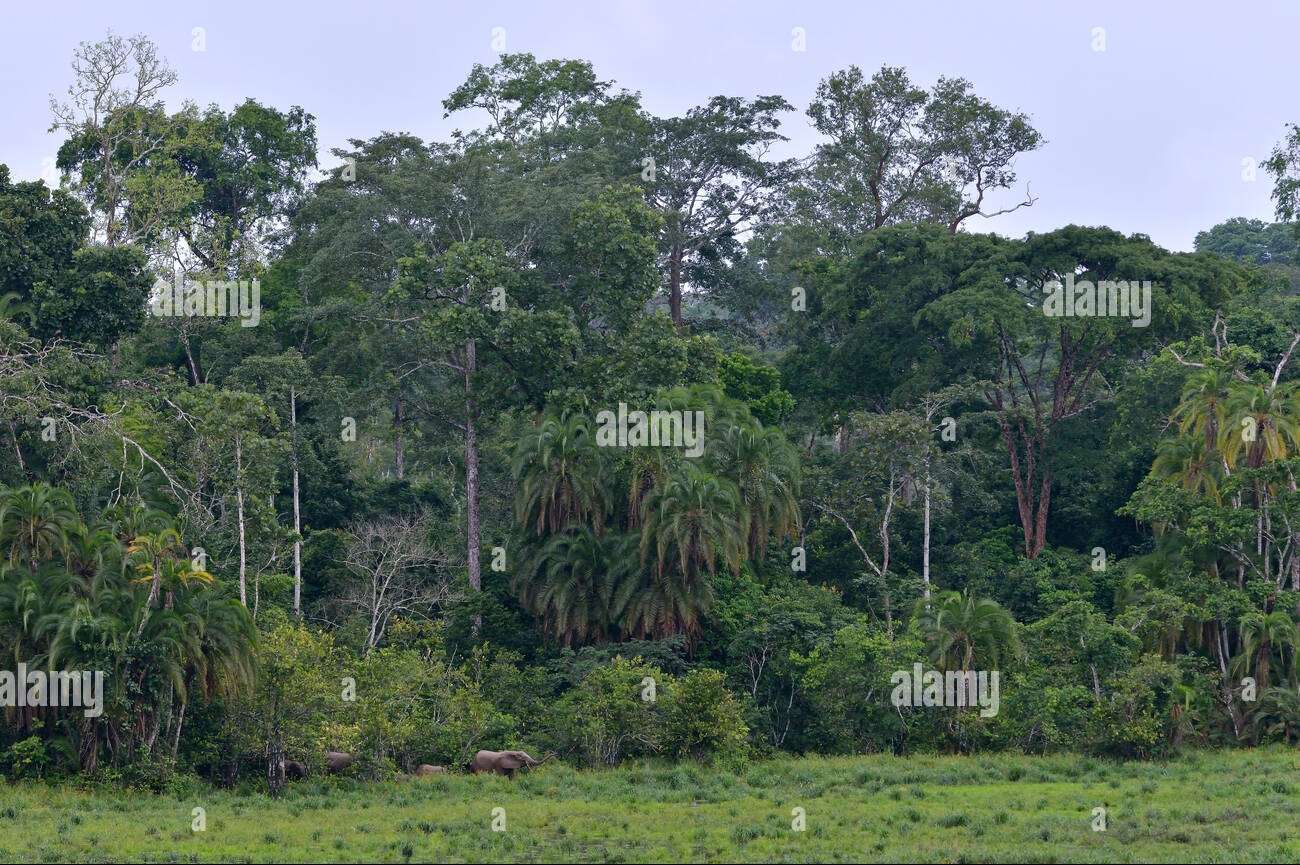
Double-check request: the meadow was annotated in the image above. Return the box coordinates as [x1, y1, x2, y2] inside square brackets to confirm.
[1, 748, 1297, 863]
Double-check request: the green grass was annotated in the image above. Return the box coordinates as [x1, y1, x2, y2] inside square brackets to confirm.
[1, 748, 1297, 862]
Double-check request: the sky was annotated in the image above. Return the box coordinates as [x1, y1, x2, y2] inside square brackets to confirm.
[3, 0, 1297, 251]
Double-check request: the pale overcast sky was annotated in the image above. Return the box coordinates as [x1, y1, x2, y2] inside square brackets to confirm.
[3, 0, 1297, 250]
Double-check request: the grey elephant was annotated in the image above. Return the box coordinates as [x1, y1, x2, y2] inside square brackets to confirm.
[325, 751, 355, 773]
[414, 764, 446, 776]
[281, 758, 308, 780]
[465, 749, 550, 778]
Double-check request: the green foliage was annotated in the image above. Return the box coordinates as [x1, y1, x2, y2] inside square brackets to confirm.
[0, 166, 150, 347]
[1089, 655, 1180, 759]
[546, 657, 664, 766]
[913, 590, 1024, 671]
[3, 736, 50, 779]
[660, 668, 749, 764]
[800, 64, 1042, 243]
[1266, 123, 1300, 225]
[717, 353, 795, 425]
[7, 35, 1300, 802]
[0, 484, 256, 778]
[544, 658, 748, 768]
[801, 623, 921, 753]
[1195, 217, 1300, 267]
[225, 623, 334, 788]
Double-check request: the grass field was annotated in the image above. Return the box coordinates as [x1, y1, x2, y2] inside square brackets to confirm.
[1, 748, 1297, 863]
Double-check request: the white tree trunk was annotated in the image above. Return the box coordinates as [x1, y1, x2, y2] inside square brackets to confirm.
[236, 434, 248, 607]
[922, 461, 932, 600]
[466, 338, 481, 594]
[291, 387, 302, 618]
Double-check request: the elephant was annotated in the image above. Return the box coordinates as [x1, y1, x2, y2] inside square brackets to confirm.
[281, 759, 308, 780]
[465, 750, 550, 778]
[325, 750, 355, 773]
[414, 764, 446, 776]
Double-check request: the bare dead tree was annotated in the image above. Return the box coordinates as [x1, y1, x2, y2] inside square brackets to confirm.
[48, 31, 178, 246]
[337, 513, 457, 652]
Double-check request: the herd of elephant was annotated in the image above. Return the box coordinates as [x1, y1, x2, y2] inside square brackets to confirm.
[278, 750, 551, 781]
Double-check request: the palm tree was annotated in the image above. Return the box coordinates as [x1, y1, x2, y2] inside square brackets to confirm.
[1219, 381, 1300, 470]
[638, 464, 745, 585]
[0, 561, 75, 669]
[624, 445, 679, 530]
[127, 528, 201, 613]
[42, 533, 254, 769]
[913, 589, 1024, 670]
[101, 500, 172, 545]
[1151, 435, 1222, 502]
[513, 412, 607, 536]
[1172, 366, 1233, 453]
[1251, 686, 1300, 744]
[0, 484, 81, 573]
[1169, 681, 1211, 747]
[0, 489, 256, 770]
[1233, 610, 1298, 688]
[64, 523, 123, 581]
[515, 529, 639, 645]
[182, 591, 257, 703]
[618, 565, 715, 642]
[655, 383, 750, 437]
[623, 383, 751, 530]
[709, 424, 801, 557]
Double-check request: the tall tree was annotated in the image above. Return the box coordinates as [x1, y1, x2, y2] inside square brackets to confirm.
[1266, 123, 1300, 226]
[808, 224, 1252, 557]
[392, 239, 576, 598]
[49, 31, 177, 246]
[796, 65, 1042, 253]
[645, 95, 794, 325]
[0, 166, 151, 348]
[228, 350, 327, 617]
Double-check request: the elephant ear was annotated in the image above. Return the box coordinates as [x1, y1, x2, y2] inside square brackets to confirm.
[499, 753, 527, 769]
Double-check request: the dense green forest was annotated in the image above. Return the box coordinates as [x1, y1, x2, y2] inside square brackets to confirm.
[3, 32, 1300, 795]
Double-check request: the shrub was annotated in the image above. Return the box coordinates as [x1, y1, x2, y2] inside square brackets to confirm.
[547, 657, 664, 766]
[4, 736, 49, 779]
[1090, 655, 1179, 758]
[661, 669, 749, 764]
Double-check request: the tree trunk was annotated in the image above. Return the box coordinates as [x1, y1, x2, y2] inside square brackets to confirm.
[136, 560, 161, 638]
[922, 461, 932, 599]
[236, 434, 248, 607]
[393, 393, 406, 480]
[172, 699, 186, 760]
[880, 472, 895, 635]
[1032, 472, 1052, 556]
[465, 338, 482, 626]
[668, 244, 683, 327]
[147, 561, 162, 609]
[102, 146, 120, 246]
[290, 388, 302, 618]
[996, 414, 1050, 558]
[180, 325, 203, 386]
[267, 744, 284, 796]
